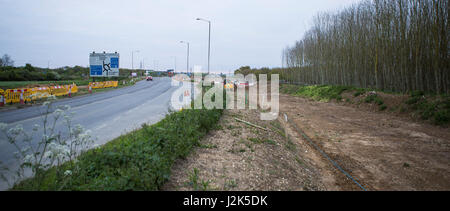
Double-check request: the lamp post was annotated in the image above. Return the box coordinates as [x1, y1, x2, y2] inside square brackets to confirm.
[131, 50, 140, 70]
[196, 18, 211, 74]
[180, 41, 190, 74]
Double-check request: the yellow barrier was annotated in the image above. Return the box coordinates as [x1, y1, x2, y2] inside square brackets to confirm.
[31, 87, 52, 100]
[64, 84, 78, 94]
[89, 81, 118, 89]
[103, 81, 111, 88]
[4, 89, 33, 104]
[89, 82, 104, 89]
[3, 83, 79, 104]
[50, 85, 68, 97]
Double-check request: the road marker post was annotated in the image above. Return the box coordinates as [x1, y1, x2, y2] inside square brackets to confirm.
[19, 91, 25, 105]
[0, 94, 4, 107]
[89, 85, 92, 94]
[68, 85, 72, 98]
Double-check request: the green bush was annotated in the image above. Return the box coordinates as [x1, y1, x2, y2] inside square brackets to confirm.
[364, 95, 376, 103]
[405, 96, 421, 105]
[295, 85, 351, 101]
[404, 93, 450, 125]
[353, 90, 365, 97]
[434, 110, 450, 125]
[46, 71, 61, 80]
[280, 84, 300, 95]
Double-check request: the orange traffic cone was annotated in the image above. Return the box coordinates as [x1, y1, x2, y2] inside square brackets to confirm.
[19, 91, 24, 105]
[0, 94, 4, 107]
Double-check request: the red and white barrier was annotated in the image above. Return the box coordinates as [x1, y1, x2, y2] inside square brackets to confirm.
[19, 92, 24, 105]
[0, 94, 4, 107]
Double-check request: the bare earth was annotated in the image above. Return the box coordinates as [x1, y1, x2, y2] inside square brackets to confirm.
[164, 93, 450, 191]
[164, 108, 326, 191]
[280, 94, 450, 190]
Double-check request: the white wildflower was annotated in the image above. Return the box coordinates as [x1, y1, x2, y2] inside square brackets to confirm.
[53, 108, 64, 116]
[43, 101, 51, 106]
[64, 170, 72, 176]
[8, 124, 23, 136]
[63, 114, 72, 122]
[42, 134, 49, 142]
[47, 142, 70, 160]
[21, 146, 31, 153]
[48, 95, 57, 101]
[43, 151, 53, 159]
[23, 154, 34, 163]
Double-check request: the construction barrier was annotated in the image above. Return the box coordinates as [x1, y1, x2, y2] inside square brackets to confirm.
[4, 89, 33, 104]
[88, 81, 118, 89]
[0, 82, 91, 105]
[31, 87, 52, 100]
[50, 85, 68, 97]
[88, 82, 104, 89]
[2, 84, 80, 105]
[64, 84, 78, 94]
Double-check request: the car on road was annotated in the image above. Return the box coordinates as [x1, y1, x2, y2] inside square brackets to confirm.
[146, 76, 153, 81]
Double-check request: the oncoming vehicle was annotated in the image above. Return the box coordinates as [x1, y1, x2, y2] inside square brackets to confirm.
[146, 76, 153, 81]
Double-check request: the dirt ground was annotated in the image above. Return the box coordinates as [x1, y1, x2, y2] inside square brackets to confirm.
[163, 108, 326, 191]
[165, 90, 450, 191]
[280, 94, 450, 190]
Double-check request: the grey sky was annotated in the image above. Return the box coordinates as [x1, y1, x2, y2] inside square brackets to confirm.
[0, 0, 359, 73]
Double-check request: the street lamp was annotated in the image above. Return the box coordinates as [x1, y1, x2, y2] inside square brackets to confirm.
[196, 18, 211, 74]
[131, 50, 140, 70]
[180, 41, 190, 74]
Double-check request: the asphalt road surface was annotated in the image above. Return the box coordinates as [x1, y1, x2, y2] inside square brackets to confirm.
[0, 77, 192, 190]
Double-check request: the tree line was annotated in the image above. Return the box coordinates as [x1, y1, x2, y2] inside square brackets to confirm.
[0, 54, 154, 81]
[279, 0, 448, 94]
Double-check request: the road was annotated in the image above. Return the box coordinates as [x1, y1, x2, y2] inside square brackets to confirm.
[0, 77, 191, 190]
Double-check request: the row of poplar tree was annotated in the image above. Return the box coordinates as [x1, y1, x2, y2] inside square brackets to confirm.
[282, 0, 448, 94]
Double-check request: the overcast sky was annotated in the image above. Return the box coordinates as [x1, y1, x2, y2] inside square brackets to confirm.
[0, 0, 359, 73]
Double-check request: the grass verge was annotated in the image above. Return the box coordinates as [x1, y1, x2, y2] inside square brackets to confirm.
[12, 106, 223, 190]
